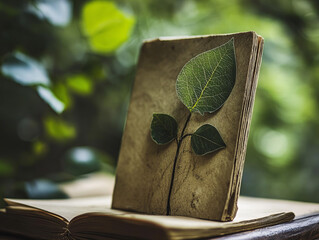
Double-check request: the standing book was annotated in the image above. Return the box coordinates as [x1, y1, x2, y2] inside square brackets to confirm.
[112, 31, 264, 221]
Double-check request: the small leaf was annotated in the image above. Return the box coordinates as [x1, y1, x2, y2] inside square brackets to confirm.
[151, 114, 178, 145]
[1, 52, 50, 86]
[191, 124, 226, 155]
[176, 38, 236, 115]
[81, 0, 135, 54]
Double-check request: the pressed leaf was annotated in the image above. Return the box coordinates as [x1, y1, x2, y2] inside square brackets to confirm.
[176, 38, 236, 115]
[151, 114, 177, 145]
[191, 124, 226, 155]
[81, 0, 135, 54]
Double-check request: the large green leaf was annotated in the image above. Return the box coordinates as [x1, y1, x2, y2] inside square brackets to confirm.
[81, 0, 135, 54]
[191, 124, 226, 155]
[151, 114, 178, 145]
[176, 38, 236, 115]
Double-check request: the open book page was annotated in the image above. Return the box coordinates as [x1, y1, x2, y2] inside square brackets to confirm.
[5, 196, 114, 221]
[0, 206, 67, 240]
[1, 196, 118, 240]
[7, 195, 319, 222]
[7, 195, 318, 222]
[4, 196, 319, 239]
[69, 197, 296, 240]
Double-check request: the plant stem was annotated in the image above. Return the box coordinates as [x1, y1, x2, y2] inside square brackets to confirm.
[166, 112, 192, 215]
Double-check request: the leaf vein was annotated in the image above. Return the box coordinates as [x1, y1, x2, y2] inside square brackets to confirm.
[190, 51, 227, 112]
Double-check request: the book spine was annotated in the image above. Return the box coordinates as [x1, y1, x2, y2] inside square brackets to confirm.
[59, 227, 75, 240]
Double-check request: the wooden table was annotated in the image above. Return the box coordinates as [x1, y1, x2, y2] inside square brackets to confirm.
[213, 213, 319, 240]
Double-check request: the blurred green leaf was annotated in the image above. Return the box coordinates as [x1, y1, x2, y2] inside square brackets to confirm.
[32, 141, 48, 156]
[0, 160, 14, 177]
[62, 147, 101, 176]
[66, 74, 93, 95]
[1, 52, 50, 86]
[27, 0, 72, 27]
[81, 0, 135, 54]
[44, 115, 76, 141]
[1, 52, 64, 113]
[253, 127, 295, 167]
[37, 86, 65, 113]
[53, 83, 72, 109]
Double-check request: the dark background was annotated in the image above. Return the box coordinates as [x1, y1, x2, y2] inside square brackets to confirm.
[0, 0, 318, 204]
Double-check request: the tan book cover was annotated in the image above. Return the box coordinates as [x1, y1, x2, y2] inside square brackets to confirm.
[112, 31, 264, 221]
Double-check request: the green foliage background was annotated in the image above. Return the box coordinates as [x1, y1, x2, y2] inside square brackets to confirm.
[0, 0, 318, 203]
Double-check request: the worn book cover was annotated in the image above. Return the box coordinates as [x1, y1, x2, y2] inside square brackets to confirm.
[112, 31, 264, 221]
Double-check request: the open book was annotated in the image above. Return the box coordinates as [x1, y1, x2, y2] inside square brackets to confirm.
[112, 31, 264, 221]
[6, 195, 319, 240]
